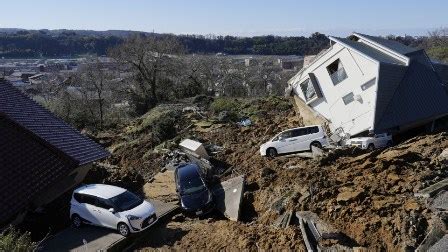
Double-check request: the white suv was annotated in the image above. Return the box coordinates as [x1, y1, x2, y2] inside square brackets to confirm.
[348, 133, 393, 151]
[70, 184, 157, 236]
[260, 125, 329, 157]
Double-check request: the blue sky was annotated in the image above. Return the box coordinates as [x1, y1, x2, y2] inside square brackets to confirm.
[0, 0, 446, 36]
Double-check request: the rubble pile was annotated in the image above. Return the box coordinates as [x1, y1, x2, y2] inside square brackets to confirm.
[94, 96, 448, 250]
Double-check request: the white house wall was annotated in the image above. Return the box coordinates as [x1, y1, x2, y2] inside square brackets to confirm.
[292, 42, 379, 136]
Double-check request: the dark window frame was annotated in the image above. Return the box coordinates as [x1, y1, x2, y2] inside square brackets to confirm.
[279, 130, 293, 140]
[327, 59, 348, 85]
[299, 78, 317, 102]
[342, 92, 355, 105]
[361, 78, 376, 91]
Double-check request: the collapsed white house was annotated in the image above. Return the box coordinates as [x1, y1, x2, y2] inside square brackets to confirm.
[288, 32, 448, 137]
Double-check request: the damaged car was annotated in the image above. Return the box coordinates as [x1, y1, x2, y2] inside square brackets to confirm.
[70, 184, 157, 236]
[260, 125, 329, 157]
[348, 133, 393, 151]
[175, 163, 214, 216]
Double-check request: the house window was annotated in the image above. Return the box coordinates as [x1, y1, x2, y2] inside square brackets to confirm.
[342, 92, 354, 105]
[299, 73, 323, 102]
[327, 59, 348, 85]
[300, 79, 317, 102]
[361, 78, 376, 91]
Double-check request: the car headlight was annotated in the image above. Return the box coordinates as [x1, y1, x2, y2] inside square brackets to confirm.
[126, 215, 142, 221]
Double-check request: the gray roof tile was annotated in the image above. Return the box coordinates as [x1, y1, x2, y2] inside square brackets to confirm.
[0, 81, 109, 166]
[374, 51, 448, 132]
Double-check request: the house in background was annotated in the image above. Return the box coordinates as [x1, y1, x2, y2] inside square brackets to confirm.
[288, 32, 448, 137]
[0, 79, 109, 225]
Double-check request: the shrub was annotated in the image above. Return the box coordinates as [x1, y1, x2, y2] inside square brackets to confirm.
[210, 98, 240, 113]
[0, 227, 36, 252]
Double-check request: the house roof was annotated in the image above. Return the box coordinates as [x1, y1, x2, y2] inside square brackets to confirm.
[374, 51, 448, 132]
[352, 33, 420, 55]
[373, 63, 408, 130]
[433, 62, 448, 84]
[0, 81, 109, 166]
[331, 37, 405, 65]
[0, 80, 110, 224]
[0, 115, 74, 224]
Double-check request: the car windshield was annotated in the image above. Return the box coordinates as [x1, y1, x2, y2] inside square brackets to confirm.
[180, 172, 206, 195]
[109, 191, 143, 212]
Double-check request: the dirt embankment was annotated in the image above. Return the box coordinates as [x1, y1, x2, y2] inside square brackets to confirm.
[93, 96, 448, 250]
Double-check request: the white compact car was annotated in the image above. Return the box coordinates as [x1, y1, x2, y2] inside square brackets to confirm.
[70, 184, 157, 236]
[260, 125, 329, 157]
[348, 133, 393, 150]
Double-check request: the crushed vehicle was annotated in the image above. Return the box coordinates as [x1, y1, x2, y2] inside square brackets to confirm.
[260, 125, 329, 157]
[175, 163, 215, 216]
[70, 184, 157, 236]
[348, 133, 393, 150]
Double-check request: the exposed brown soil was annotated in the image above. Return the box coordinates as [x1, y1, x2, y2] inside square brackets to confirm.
[93, 96, 448, 250]
[135, 218, 304, 251]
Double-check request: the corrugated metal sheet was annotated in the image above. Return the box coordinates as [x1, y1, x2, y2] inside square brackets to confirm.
[0, 81, 109, 165]
[333, 37, 404, 65]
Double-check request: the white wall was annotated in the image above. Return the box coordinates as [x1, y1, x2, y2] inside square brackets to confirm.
[292, 42, 379, 136]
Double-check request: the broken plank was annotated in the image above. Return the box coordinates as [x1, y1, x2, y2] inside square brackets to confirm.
[274, 210, 293, 228]
[298, 217, 316, 252]
[428, 234, 448, 252]
[296, 211, 341, 241]
[415, 179, 448, 198]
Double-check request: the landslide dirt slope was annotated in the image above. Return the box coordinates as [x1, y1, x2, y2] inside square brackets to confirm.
[95, 96, 448, 250]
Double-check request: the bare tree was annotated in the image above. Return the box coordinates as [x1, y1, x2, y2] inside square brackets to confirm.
[110, 36, 184, 114]
[428, 28, 448, 47]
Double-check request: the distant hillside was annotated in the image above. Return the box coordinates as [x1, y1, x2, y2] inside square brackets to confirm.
[0, 28, 333, 58]
[0, 28, 433, 59]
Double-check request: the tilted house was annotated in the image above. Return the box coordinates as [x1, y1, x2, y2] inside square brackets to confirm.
[288, 32, 448, 137]
[0, 80, 109, 225]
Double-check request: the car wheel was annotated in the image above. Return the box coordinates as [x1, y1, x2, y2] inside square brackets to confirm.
[117, 223, 130, 237]
[310, 141, 322, 150]
[267, 148, 277, 158]
[367, 144, 375, 151]
[72, 214, 82, 228]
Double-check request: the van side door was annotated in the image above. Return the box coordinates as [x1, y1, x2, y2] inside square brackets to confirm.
[289, 128, 309, 152]
[80, 194, 101, 226]
[307, 126, 321, 142]
[92, 197, 117, 229]
[275, 130, 293, 154]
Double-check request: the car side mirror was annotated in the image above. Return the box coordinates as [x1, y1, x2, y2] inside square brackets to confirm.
[108, 208, 115, 213]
